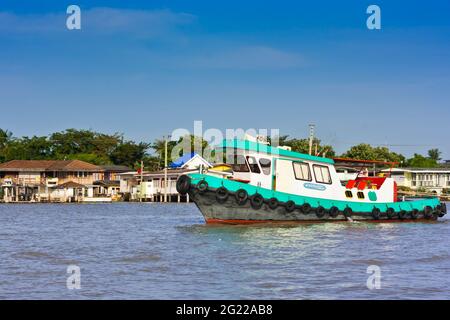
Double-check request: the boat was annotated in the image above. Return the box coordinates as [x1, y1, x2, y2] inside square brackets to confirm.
[176, 137, 447, 224]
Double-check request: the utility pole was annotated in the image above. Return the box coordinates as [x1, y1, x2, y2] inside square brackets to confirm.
[308, 124, 315, 156]
[164, 135, 170, 203]
[140, 160, 144, 202]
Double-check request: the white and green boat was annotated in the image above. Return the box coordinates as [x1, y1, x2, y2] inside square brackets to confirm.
[176, 138, 447, 224]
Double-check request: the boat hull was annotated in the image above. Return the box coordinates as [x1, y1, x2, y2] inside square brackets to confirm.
[188, 187, 440, 224]
[176, 173, 446, 224]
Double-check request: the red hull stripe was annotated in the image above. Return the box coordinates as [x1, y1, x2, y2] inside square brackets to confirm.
[205, 218, 434, 225]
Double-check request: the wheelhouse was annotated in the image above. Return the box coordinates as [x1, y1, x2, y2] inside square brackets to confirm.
[212, 139, 398, 203]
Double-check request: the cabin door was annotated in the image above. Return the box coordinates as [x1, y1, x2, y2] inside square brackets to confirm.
[274, 159, 295, 194]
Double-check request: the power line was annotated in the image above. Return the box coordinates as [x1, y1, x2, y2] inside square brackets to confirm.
[336, 142, 438, 148]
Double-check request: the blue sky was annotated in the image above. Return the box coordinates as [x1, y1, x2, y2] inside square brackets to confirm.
[1, 1, 450, 158]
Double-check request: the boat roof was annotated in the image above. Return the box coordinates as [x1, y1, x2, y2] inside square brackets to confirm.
[333, 157, 398, 166]
[217, 139, 334, 165]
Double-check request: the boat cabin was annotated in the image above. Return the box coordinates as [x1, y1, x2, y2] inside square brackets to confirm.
[213, 139, 397, 203]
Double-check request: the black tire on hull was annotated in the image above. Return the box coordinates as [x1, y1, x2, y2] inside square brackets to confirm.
[235, 189, 248, 205]
[434, 211, 440, 218]
[316, 206, 326, 218]
[250, 193, 264, 210]
[423, 206, 432, 218]
[285, 200, 296, 213]
[343, 207, 352, 219]
[267, 197, 278, 210]
[411, 209, 420, 219]
[372, 208, 381, 220]
[329, 206, 339, 218]
[386, 208, 396, 219]
[176, 175, 191, 195]
[216, 187, 229, 203]
[197, 180, 208, 193]
[301, 203, 312, 214]
[399, 210, 408, 220]
[438, 203, 446, 217]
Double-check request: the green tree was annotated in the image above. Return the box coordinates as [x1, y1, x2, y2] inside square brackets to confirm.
[406, 154, 437, 168]
[427, 148, 442, 162]
[142, 155, 161, 172]
[110, 141, 150, 168]
[62, 153, 111, 165]
[152, 135, 211, 168]
[0, 129, 13, 162]
[341, 144, 376, 160]
[2, 136, 54, 161]
[152, 138, 178, 168]
[0, 128, 151, 167]
[373, 146, 405, 163]
[342, 144, 405, 163]
[270, 135, 335, 157]
[49, 129, 121, 158]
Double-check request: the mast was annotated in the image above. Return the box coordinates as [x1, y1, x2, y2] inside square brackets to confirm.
[308, 124, 315, 156]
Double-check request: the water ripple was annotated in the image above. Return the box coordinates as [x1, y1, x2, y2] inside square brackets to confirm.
[0, 203, 449, 299]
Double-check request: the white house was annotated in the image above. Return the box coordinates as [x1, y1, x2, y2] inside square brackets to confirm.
[141, 153, 212, 202]
[382, 167, 450, 194]
[168, 152, 212, 170]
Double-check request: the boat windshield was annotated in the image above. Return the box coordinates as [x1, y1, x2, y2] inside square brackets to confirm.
[231, 155, 250, 172]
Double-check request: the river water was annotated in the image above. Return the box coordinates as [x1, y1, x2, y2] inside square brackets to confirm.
[0, 203, 449, 299]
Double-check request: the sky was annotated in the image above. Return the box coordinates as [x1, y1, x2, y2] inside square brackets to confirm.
[0, 1, 449, 158]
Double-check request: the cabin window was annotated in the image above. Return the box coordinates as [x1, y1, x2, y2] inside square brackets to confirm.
[293, 162, 312, 181]
[357, 191, 365, 199]
[259, 158, 271, 175]
[345, 190, 353, 198]
[231, 155, 250, 172]
[246, 156, 261, 174]
[313, 165, 332, 184]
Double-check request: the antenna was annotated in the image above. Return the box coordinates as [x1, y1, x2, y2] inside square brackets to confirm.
[308, 124, 315, 155]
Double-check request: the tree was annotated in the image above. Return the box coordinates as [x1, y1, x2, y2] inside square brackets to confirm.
[142, 155, 161, 172]
[0, 129, 13, 162]
[269, 135, 335, 157]
[341, 144, 376, 160]
[49, 129, 121, 158]
[406, 154, 437, 168]
[152, 135, 211, 168]
[62, 153, 111, 165]
[0, 128, 150, 167]
[427, 149, 442, 162]
[109, 141, 150, 168]
[152, 138, 178, 169]
[0, 129, 12, 148]
[2, 136, 54, 161]
[372, 146, 405, 163]
[341, 144, 405, 163]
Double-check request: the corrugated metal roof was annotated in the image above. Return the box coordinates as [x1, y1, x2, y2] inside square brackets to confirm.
[0, 160, 103, 172]
[169, 152, 197, 168]
[57, 181, 86, 189]
[100, 165, 133, 172]
[93, 180, 120, 187]
[217, 139, 335, 165]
